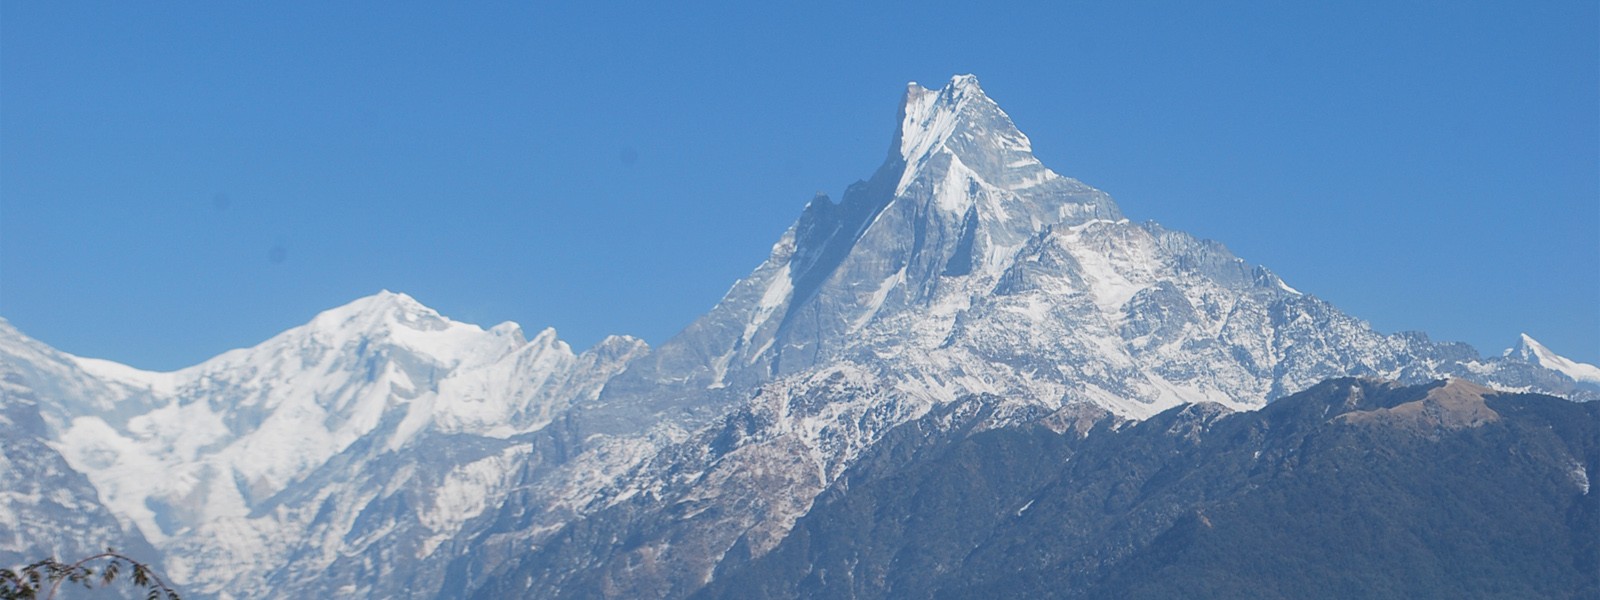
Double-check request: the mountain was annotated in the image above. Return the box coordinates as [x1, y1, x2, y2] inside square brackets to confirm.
[0, 297, 648, 597]
[1508, 333, 1600, 387]
[694, 379, 1599, 599]
[0, 75, 1593, 598]
[607, 75, 1119, 393]
[601, 75, 1591, 420]
[438, 76, 1598, 598]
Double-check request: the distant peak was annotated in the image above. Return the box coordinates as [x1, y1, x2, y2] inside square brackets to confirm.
[1506, 332, 1546, 359]
[1506, 334, 1600, 386]
[308, 290, 447, 336]
[348, 290, 432, 316]
[1517, 332, 1540, 347]
[587, 334, 650, 359]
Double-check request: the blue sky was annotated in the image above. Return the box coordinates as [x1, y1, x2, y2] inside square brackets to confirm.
[2, 1, 1596, 369]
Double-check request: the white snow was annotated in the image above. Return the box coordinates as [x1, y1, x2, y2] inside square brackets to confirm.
[1056, 222, 1151, 316]
[852, 267, 905, 331]
[417, 445, 531, 556]
[1015, 499, 1035, 516]
[743, 263, 793, 348]
[69, 356, 181, 395]
[898, 83, 962, 178]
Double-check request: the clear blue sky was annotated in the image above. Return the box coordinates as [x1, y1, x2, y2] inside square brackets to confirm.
[2, 1, 1596, 370]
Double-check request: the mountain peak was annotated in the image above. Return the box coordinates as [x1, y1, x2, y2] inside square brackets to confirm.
[294, 290, 531, 363]
[888, 74, 1119, 223]
[1507, 334, 1600, 386]
[620, 75, 1127, 391]
[316, 290, 438, 328]
[901, 74, 985, 109]
[363, 289, 428, 312]
[1508, 333, 1551, 361]
[895, 74, 1029, 175]
[907, 73, 982, 91]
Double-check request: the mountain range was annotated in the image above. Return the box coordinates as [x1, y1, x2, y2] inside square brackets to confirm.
[1, 75, 1595, 599]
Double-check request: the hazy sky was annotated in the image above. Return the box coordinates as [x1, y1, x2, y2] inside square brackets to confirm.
[2, 1, 1596, 369]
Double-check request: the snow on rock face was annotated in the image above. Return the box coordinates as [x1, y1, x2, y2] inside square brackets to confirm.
[899, 74, 1052, 195]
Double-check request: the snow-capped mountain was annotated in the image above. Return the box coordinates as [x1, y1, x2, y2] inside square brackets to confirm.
[1507, 333, 1600, 387]
[0, 296, 647, 596]
[448, 76, 1596, 598]
[607, 75, 1118, 396]
[599, 74, 1590, 425]
[0, 75, 1592, 599]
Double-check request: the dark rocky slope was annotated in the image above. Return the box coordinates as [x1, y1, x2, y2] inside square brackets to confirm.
[697, 378, 1599, 599]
